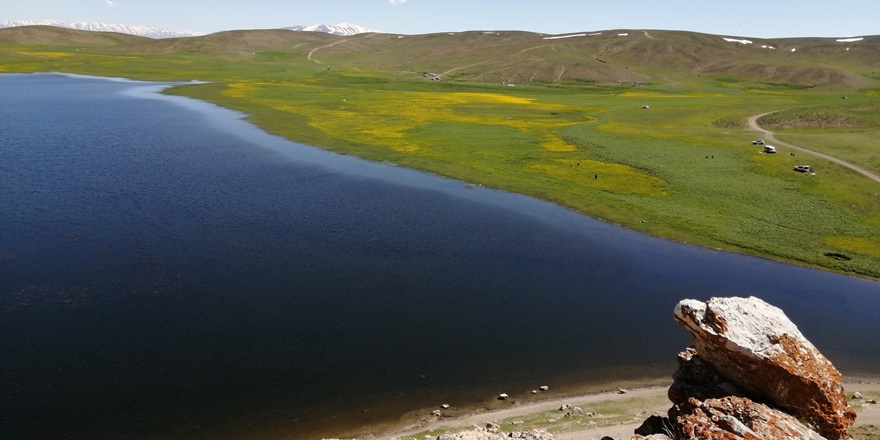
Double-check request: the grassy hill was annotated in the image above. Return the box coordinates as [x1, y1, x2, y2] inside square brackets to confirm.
[316, 29, 880, 89]
[2, 25, 880, 278]
[2, 26, 878, 87]
[0, 25, 149, 45]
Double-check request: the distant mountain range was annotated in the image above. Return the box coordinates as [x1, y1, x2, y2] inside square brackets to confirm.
[0, 20, 205, 39]
[282, 22, 382, 36]
[0, 20, 381, 39]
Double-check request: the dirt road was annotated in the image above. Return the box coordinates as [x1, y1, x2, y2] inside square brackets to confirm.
[308, 39, 356, 64]
[746, 112, 880, 184]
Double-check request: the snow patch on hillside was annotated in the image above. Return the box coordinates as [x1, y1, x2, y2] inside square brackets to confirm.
[542, 33, 587, 40]
[723, 37, 753, 45]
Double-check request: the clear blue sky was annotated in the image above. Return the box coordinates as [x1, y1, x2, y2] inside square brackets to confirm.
[5, 0, 878, 38]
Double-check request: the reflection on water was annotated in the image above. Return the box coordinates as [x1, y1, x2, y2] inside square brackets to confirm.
[1, 73, 878, 440]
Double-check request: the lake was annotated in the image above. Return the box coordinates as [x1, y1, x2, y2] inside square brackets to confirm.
[1, 73, 877, 440]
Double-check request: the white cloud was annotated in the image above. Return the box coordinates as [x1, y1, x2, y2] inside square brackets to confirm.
[388, 0, 408, 4]
[105, 0, 119, 8]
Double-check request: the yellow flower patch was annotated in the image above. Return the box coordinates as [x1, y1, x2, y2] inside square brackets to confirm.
[530, 160, 668, 196]
[238, 86, 593, 154]
[825, 236, 880, 258]
[28, 51, 75, 58]
[223, 82, 265, 98]
[539, 134, 578, 152]
[618, 91, 727, 98]
[221, 84, 620, 175]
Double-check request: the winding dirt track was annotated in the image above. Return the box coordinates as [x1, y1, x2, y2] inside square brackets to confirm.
[307, 39, 349, 64]
[747, 112, 880, 184]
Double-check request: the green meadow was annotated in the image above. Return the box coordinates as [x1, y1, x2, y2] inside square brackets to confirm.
[3, 27, 880, 277]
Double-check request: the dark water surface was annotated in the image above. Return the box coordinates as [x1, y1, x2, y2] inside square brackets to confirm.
[1, 73, 878, 439]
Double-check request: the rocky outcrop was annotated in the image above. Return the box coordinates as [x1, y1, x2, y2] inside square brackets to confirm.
[635, 296, 856, 440]
[665, 348, 826, 439]
[673, 395, 827, 439]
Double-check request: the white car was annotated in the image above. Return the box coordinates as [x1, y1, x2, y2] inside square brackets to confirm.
[794, 165, 812, 172]
[752, 140, 765, 145]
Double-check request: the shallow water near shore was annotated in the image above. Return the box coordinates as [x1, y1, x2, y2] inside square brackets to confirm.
[1, 73, 878, 440]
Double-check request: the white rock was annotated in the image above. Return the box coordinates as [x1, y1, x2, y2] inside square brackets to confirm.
[674, 296, 809, 360]
[673, 296, 855, 438]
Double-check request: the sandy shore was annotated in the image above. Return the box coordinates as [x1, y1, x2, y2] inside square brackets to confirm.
[357, 377, 880, 440]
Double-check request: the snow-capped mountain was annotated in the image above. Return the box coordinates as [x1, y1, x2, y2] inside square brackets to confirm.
[282, 22, 381, 36]
[0, 20, 205, 39]
[0, 20, 381, 38]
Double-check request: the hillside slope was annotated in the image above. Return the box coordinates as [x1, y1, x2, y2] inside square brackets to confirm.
[1, 26, 878, 89]
[292, 29, 880, 88]
[0, 25, 149, 45]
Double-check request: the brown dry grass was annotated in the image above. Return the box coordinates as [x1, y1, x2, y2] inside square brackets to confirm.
[3, 25, 879, 88]
[0, 25, 147, 45]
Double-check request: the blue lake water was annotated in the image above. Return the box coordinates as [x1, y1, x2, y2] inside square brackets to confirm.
[1, 73, 878, 439]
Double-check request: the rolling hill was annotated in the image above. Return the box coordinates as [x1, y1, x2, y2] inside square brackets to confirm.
[1, 25, 878, 89]
[0, 25, 149, 46]
[0, 20, 204, 39]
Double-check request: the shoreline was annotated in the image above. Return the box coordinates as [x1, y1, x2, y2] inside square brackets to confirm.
[364, 383, 671, 440]
[153, 74, 880, 282]
[347, 376, 880, 440]
[3, 73, 877, 440]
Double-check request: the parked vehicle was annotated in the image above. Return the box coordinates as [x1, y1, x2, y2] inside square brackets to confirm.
[794, 165, 812, 172]
[752, 140, 765, 145]
[763, 145, 776, 154]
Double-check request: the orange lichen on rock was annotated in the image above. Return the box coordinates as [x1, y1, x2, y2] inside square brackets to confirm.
[637, 296, 856, 440]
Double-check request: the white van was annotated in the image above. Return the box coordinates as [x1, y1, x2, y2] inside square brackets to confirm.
[763, 145, 777, 154]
